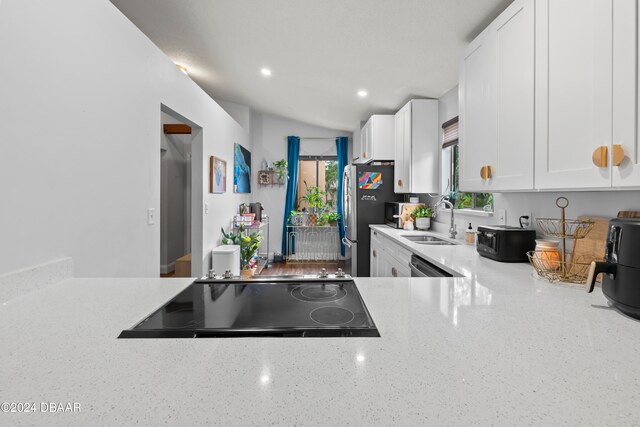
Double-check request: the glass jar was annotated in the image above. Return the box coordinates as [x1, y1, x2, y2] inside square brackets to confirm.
[534, 239, 561, 271]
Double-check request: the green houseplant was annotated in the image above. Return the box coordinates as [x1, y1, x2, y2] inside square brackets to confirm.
[412, 206, 434, 230]
[221, 225, 263, 275]
[319, 211, 341, 226]
[273, 159, 288, 183]
[302, 182, 326, 225]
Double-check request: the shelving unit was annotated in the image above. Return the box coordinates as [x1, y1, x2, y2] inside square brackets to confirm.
[233, 216, 270, 273]
[258, 170, 285, 186]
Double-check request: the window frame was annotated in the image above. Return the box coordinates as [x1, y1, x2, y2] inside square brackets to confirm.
[441, 116, 493, 212]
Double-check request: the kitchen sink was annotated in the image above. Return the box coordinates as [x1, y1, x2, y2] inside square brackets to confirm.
[400, 235, 458, 245]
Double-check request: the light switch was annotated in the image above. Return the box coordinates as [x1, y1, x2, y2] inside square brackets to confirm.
[147, 208, 155, 225]
[497, 209, 506, 225]
[205, 203, 209, 214]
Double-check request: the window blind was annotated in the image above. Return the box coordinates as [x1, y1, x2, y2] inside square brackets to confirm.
[442, 116, 459, 148]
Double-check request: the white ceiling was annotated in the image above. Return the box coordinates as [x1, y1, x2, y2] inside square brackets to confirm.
[110, 0, 513, 131]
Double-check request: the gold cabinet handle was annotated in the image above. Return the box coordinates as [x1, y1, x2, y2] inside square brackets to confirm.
[391, 267, 397, 277]
[397, 179, 403, 187]
[592, 146, 608, 167]
[363, 151, 368, 158]
[480, 165, 493, 180]
[612, 144, 625, 167]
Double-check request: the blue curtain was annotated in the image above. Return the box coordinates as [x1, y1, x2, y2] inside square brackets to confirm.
[336, 136, 349, 256]
[281, 136, 300, 255]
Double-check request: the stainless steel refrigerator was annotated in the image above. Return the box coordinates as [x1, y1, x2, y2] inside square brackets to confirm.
[342, 164, 403, 277]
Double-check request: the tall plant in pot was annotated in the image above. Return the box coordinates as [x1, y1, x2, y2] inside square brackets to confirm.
[302, 182, 326, 226]
[412, 206, 434, 230]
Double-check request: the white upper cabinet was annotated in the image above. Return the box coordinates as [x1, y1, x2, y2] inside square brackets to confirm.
[535, 0, 614, 189]
[459, 0, 534, 192]
[612, 0, 640, 188]
[357, 115, 394, 164]
[394, 99, 439, 193]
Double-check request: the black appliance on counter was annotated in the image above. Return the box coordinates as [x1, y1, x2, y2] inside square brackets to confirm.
[342, 164, 403, 276]
[587, 218, 640, 320]
[476, 225, 536, 262]
[119, 276, 379, 338]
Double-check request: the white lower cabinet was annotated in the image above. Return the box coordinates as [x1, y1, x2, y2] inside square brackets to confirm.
[370, 230, 411, 278]
[370, 232, 384, 277]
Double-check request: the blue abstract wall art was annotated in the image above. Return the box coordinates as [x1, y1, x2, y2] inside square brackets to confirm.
[233, 143, 251, 193]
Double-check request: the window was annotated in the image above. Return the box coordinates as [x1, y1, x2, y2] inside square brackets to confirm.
[296, 156, 339, 210]
[441, 117, 493, 211]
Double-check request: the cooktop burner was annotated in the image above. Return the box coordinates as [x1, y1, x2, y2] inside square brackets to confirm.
[119, 278, 379, 338]
[291, 284, 347, 303]
[310, 306, 355, 325]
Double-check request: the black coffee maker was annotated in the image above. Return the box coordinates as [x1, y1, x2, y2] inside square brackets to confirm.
[587, 218, 640, 319]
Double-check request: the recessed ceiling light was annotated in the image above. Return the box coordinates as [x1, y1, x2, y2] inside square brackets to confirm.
[260, 68, 272, 77]
[357, 90, 368, 97]
[176, 64, 188, 76]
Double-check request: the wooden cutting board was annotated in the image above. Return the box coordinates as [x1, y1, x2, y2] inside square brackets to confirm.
[617, 211, 640, 218]
[571, 216, 609, 282]
[400, 203, 425, 227]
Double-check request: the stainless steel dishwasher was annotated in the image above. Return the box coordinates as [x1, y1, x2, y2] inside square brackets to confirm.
[409, 254, 454, 277]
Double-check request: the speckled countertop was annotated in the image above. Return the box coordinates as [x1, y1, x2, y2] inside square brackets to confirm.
[1, 230, 639, 425]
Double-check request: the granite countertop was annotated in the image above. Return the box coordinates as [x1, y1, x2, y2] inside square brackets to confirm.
[1, 235, 639, 425]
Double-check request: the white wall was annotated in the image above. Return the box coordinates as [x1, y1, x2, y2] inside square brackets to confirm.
[215, 99, 252, 133]
[0, 0, 250, 277]
[430, 85, 640, 239]
[249, 111, 352, 255]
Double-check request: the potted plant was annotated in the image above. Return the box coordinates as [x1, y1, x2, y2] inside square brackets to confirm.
[221, 225, 263, 276]
[412, 206, 434, 230]
[288, 210, 303, 226]
[319, 211, 341, 226]
[273, 159, 287, 184]
[302, 182, 326, 225]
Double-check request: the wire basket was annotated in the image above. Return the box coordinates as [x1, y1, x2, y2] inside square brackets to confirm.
[536, 218, 594, 239]
[527, 251, 595, 284]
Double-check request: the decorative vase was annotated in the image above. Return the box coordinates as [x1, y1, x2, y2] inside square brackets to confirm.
[308, 210, 318, 226]
[329, 220, 338, 227]
[415, 217, 431, 230]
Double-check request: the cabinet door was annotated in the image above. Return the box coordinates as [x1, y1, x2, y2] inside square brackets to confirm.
[394, 104, 411, 193]
[491, 0, 534, 190]
[362, 121, 372, 163]
[383, 255, 410, 278]
[612, 0, 640, 187]
[459, 30, 496, 192]
[535, 0, 613, 189]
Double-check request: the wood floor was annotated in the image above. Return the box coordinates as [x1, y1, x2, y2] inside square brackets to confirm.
[261, 261, 347, 276]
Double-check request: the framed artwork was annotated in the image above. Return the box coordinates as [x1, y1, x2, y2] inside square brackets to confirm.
[209, 156, 227, 193]
[233, 143, 251, 193]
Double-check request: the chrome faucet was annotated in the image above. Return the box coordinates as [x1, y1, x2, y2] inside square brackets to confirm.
[434, 196, 457, 239]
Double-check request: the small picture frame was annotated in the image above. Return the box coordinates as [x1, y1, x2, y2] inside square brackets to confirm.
[210, 156, 227, 193]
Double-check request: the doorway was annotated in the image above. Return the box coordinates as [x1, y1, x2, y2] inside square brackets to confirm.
[160, 110, 194, 277]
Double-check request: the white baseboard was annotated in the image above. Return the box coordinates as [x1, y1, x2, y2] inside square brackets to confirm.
[160, 262, 176, 275]
[0, 257, 74, 304]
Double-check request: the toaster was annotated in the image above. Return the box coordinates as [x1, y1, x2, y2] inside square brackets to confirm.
[476, 225, 536, 262]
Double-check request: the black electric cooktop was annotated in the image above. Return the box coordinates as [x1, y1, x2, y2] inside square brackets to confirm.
[119, 277, 379, 338]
